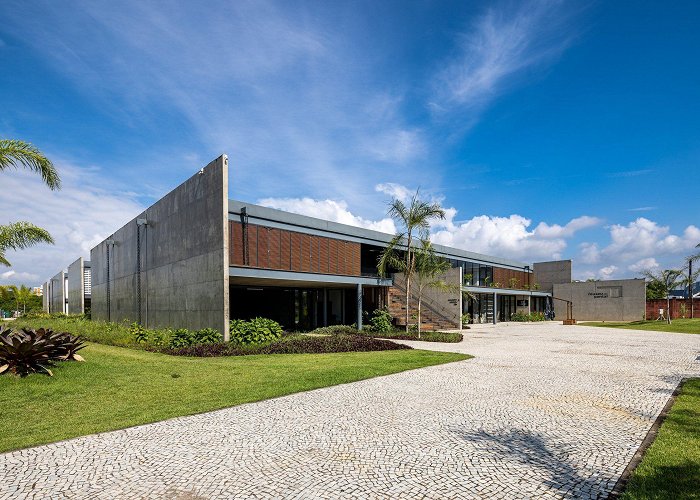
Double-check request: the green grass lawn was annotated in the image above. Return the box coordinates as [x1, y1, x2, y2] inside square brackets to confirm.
[0, 342, 469, 453]
[581, 319, 700, 334]
[371, 330, 463, 343]
[622, 379, 700, 499]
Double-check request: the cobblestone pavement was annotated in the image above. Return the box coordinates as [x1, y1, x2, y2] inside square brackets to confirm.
[2, 323, 700, 499]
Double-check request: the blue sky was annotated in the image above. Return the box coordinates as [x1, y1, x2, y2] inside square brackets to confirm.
[1, 0, 699, 285]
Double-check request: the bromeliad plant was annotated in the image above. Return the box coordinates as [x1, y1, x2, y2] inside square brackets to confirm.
[0, 325, 85, 377]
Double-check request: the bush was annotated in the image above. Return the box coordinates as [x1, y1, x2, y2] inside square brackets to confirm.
[168, 328, 194, 349]
[0, 326, 86, 377]
[160, 333, 412, 357]
[510, 311, 530, 322]
[369, 308, 393, 333]
[309, 325, 358, 336]
[510, 311, 546, 322]
[229, 317, 283, 345]
[194, 328, 223, 344]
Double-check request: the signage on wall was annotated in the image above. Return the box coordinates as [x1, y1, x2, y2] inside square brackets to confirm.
[516, 300, 528, 306]
[588, 292, 609, 298]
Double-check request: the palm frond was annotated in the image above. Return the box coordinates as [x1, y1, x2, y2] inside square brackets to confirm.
[0, 222, 54, 267]
[0, 139, 61, 190]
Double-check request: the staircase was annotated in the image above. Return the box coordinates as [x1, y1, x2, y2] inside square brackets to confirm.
[388, 282, 460, 331]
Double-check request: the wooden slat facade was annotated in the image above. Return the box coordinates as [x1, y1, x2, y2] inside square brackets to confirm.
[230, 221, 361, 277]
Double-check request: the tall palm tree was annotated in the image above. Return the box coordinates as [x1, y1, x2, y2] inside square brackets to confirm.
[0, 139, 60, 266]
[378, 190, 445, 332]
[641, 269, 684, 324]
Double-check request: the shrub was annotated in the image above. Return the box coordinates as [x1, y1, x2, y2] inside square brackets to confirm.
[229, 317, 283, 345]
[0, 326, 86, 377]
[168, 328, 194, 349]
[194, 328, 222, 344]
[369, 308, 393, 333]
[309, 325, 358, 335]
[130, 322, 149, 343]
[528, 311, 545, 322]
[510, 311, 530, 322]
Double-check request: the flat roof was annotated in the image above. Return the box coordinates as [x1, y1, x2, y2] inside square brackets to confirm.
[229, 199, 530, 271]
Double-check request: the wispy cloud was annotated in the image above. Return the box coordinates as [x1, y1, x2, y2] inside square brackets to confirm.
[0, 158, 144, 285]
[606, 169, 654, 178]
[432, 0, 577, 114]
[627, 206, 657, 212]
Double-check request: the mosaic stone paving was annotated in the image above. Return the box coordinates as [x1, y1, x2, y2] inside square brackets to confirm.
[2, 323, 699, 499]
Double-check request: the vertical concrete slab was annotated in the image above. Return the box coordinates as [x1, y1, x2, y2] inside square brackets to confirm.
[553, 279, 646, 321]
[90, 156, 229, 336]
[49, 271, 66, 314]
[42, 281, 49, 312]
[66, 257, 85, 315]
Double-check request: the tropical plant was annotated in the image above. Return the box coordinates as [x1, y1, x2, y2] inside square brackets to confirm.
[0, 139, 61, 266]
[369, 307, 393, 333]
[11, 285, 34, 314]
[377, 190, 445, 332]
[229, 317, 283, 345]
[508, 277, 520, 289]
[0, 326, 85, 377]
[168, 328, 194, 349]
[461, 312, 471, 326]
[412, 241, 459, 338]
[193, 328, 223, 345]
[641, 269, 684, 324]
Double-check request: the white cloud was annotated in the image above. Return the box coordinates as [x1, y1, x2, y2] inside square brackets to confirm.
[579, 242, 601, 265]
[574, 218, 700, 280]
[374, 183, 414, 202]
[257, 197, 396, 234]
[534, 216, 602, 239]
[0, 160, 144, 286]
[598, 265, 618, 280]
[628, 257, 659, 273]
[601, 218, 700, 262]
[431, 212, 594, 261]
[434, 0, 574, 112]
[1, 270, 39, 282]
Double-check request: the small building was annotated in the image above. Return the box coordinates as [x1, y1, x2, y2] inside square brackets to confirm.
[533, 260, 646, 321]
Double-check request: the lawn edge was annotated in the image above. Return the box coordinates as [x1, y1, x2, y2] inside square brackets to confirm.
[0, 349, 471, 455]
[608, 377, 689, 499]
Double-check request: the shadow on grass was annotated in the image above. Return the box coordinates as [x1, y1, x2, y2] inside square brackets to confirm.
[622, 460, 700, 499]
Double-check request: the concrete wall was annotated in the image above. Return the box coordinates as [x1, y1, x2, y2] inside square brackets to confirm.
[42, 281, 49, 312]
[49, 271, 66, 314]
[553, 279, 646, 321]
[66, 257, 85, 314]
[533, 260, 572, 293]
[91, 155, 230, 336]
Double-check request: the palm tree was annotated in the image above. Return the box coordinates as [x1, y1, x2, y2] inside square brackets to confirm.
[641, 269, 684, 324]
[378, 190, 445, 332]
[412, 241, 456, 338]
[11, 285, 34, 315]
[0, 139, 60, 266]
[684, 245, 700, 318]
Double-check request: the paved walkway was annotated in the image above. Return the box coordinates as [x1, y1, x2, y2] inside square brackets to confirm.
[2, 323, 699, 499]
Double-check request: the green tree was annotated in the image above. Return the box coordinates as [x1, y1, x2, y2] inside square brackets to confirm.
[0, 139, 60, 266]
[642, 269, 684, 324]
[645, 279, 667, 300]
[11, 285, 34, 314]
[378, 191, 445, 332]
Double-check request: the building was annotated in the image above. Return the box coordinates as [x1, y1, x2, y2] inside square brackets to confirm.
[42, 258, 91, 315]
[533, 260, 646, 321]
[42, 155, 553, 338]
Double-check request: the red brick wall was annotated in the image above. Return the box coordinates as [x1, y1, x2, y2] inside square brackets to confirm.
[646, 298, 698, 319]
[230, 221, 361, 276]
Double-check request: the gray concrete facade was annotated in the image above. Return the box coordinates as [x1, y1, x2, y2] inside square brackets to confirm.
[49, 271, 66, 314]
[42, 281, 49, 312]
[533, 260, 572, 293]
[90, 155, 230, 337]
[553, 279, 646, 321]
[66, 258, 86, 315]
